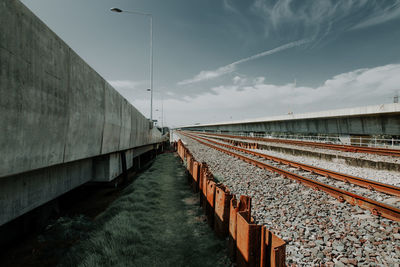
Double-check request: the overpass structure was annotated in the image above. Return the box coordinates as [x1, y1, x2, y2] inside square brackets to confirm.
[181, 103, 400, 139]
[0, 0, 165, 227]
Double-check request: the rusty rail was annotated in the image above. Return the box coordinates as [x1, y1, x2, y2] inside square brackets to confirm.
[179, 131, 400, 222]
[175, 139, 286, 267]
[188, 132, 400, 198]
[194, 131, 400, 157]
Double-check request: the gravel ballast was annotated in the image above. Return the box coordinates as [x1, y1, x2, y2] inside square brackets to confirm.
[248, 147, 400, 187]
[205, 134, 400, 165]
[176, 132, 400, 266]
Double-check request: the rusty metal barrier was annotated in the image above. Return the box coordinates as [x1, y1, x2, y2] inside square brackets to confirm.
[206, 179, 216, 229]
[214, 184, 232, 238]
[236, 210, 262, 267]
[186, 152, 193, 184]
[199, 162, 206, 207]
[176, 139, 287, 267]
[260, 227, 286, 267]
[192, 161, 200, 192]
[201, 165, 209, 212]
[229, 195, 252, 262]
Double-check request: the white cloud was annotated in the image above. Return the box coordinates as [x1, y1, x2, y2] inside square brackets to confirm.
[251, 0, 400, 41]
[178, 38, 311, 85]
[108, 80, 146, 90]
[165, 64, 400, 126]
[351, 2, 400, 29]
[178, 65, 235, 85]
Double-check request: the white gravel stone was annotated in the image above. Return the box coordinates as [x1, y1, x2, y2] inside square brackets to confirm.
[209, 134, 400, 165]
[249, 147, 400, 187]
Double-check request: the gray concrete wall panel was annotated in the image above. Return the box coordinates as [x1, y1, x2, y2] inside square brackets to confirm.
[0, 0, 162, 178]
[384, 115, 400, 135]
[0, 0, 69, 177]
[101, 82, 121, 154]
[0, 158, 92, 226]
[64, 52, 105, 162]
[129, 105, 139, 148]
[184, 114, 400, 136]
[119, 99, 132, 150]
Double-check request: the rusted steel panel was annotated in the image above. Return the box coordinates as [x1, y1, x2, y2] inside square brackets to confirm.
[193, 161, 199, 182]
[186, 153, 192, 171]
[229, 197, 239, 261]
[201, 167, 208, 198]
[229, 197, 239, 241]
[260, 226, 286, 267]
[236, 211, 261, 267]
[206, 180, 216, 208]
[229, 195, 253, 262]
[201, 164, 210, 211]
[239, 195, 251, 218]
[177, 140, 183, 159]
[190, 161, 200, 192]
[206, 180, 216, 228]
[199, 162, 206, 192]
[214, 185, 232, 238]
[189, 156, 194, 176]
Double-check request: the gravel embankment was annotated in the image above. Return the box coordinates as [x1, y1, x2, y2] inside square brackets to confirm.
[248, 147, 400, 187]
[196, 135, 400, 205]
[205, 135, 400, 165]
[176, 133, 400, 266]
[196, 137, 400, 207]
[218, 141, 400, 208]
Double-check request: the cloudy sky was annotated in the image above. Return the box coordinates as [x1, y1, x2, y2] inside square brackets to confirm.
[21, 0, 400, 127]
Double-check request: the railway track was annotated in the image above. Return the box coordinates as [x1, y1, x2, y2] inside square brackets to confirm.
[192, 132, 400, 198]
[179, 131, 400, 222]
[193, 131, 400, 157]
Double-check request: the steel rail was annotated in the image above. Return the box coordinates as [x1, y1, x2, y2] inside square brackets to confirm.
[178, 131, 400, 222]
[193, 131, 400, 157]
[189, 132, 400, 197]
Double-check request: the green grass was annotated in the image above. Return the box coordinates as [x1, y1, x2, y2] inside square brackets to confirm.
[47, 153, 229, 267]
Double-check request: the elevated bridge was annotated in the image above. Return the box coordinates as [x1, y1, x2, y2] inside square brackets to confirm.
[181, 103, 400, 146]
[0, 0, 165, 227]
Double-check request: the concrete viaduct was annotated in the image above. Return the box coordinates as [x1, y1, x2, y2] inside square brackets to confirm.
[181, 103, 400, 137]
[0, 0, 165, 227]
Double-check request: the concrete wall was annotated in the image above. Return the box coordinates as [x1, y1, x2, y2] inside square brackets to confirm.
[0, 143, 157, 226]
[0, 0, 162, 179]
[0, 158, 93, 226]
[0, 0, 163, 226]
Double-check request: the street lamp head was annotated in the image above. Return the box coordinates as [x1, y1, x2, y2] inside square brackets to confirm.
[146, 88, 151, 92]
[110, 7, 123, 13]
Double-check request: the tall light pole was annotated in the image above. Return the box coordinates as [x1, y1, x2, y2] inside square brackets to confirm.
[110, 7, 154, 121]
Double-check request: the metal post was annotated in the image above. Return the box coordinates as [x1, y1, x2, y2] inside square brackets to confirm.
[110, 8, 154, 121]
[150, 15, 153, 121]
[161, 95, 164, 132]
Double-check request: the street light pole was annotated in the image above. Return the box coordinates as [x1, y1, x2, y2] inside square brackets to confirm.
[110, 7, 154, 121]
[150, 15, 153, 121]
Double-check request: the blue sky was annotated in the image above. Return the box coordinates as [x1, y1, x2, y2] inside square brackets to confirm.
[21, 0, 400, 126]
